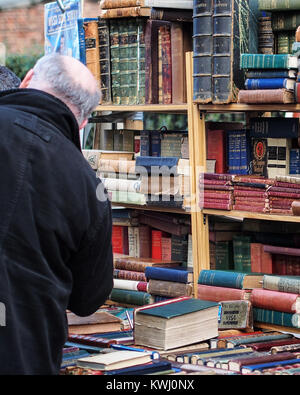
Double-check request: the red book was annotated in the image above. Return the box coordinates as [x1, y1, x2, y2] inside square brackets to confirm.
[204, 191, 233, 200]
[197, 284, 251, 303]
[261, 249, 273, 274]
[112, 225, 128, 255]
[206, 130, 226, 174]
[203, 202, 232, 210]
[114, 269, 147, 282]
[152, 230, 163, 260]
[272, 255, 287, 275]
[251, 243, 262, 273]
[269, 186, 300, 194]
[233, 190, 267, 197]
[247, 338, 300, 352]
[250, 288, 300, 313]
[233, 204, 267, 212]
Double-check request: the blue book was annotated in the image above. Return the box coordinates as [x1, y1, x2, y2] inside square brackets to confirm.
[240, 130, 250, 175]
[245, 69, 297, 79]
[145, 266, 193, 283]
[140, 130, 151, 156]
[135, 156, 179, 174]
[289, 149, 300, 174]
[198, 270, 263, 289]
[245, 77, 295, 90]
[150, 130, 161, 157]
[242, 358, 300, 374]
[77, 18, 86, 65]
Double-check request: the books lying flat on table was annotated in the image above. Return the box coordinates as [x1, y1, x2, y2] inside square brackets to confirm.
[134, 296, 219, 350]
[77, 350, 153, 371]
[67, 311, 123, 335]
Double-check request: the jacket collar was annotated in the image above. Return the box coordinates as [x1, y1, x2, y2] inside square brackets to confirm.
[0, 88, 81, 151]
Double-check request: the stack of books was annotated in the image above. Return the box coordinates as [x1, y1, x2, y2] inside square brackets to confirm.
[238, 53, 298, 104]
[199, 173, 234, 211]
[232, 175, 271, 213]
[268, 176, 300, 214]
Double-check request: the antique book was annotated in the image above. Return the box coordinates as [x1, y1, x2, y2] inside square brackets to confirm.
[171, 22, 192, 103]
[145, 19, 171, 104]
[229, 351, 297, 372]
[77, 350, 153, 371]
[134, 297, 219, 350]
[109, 288, 154, 306]
[193, 0, 259, 103]
[112, 225, 128, 255]
[249, 117, 299, 139]
[99, 0, 193, 9]
[113, 279, 148, 292]
[245, 77, 295, 90]
[113, 254, 181, 272]
[83, 149, 134, 169]
[240, 53, 298, 69]
[258, 0, 300, 11]
[147, 279, 193, 297]
[272, 12, 300, 31]
[218, 300, 253, 330]
[247, 337, 300, 352]
[250, 288, 300, 314]
[238, 88, 295, 104]
[241, 357, 300, 374]
[83, 19, 100, 83]
[198, 269, 263, 289]
[188, 346, 253, 365]
[206, 129, 226, 174]
[216, 332, 293, 349]
[114, 268, 147, 282]
[145, 266, 193, 283]
[245, 69, 297, 79]
[67, 311, 123, 335]
[98, 159, 136, 174]
[253, 307, 300, 328]
[97, 17, 112, 104]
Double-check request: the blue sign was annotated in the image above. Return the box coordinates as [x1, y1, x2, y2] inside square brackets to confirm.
[44, 0, 82, 59]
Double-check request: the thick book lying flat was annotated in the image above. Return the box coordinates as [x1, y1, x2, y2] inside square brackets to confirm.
[67, 311, 123, 335]
[134, 297, 219, 350]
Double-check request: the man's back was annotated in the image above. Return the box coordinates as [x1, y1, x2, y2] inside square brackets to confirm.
[0, 88, 113, 374]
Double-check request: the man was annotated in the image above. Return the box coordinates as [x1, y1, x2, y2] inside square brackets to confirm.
[0, 65, 21, 90]
[0, 53, 113, 374]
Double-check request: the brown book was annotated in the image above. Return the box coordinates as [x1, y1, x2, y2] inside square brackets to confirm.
[229, 351, 297, 372]
[138, 225, 151, 258]
[148, 279, 193, 297]
[67, 311, 123, 335]
[238, 88, 295, 104]
[100, 0, 144, 7]
[99, 6, 151, 18]
[145, 19, 171, 104]
[160, 24, 172, 104]
[84, 20, 100, 83]
[113, 254, 181, 272]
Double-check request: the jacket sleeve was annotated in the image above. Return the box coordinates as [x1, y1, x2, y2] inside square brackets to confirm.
[67, 199, 114, 317]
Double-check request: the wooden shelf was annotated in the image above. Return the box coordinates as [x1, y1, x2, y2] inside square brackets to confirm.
[202, 209, 300, 223]
[197, 103, 300, 113]
[95, 103, 188, 113]
[112, 202, 190, 215]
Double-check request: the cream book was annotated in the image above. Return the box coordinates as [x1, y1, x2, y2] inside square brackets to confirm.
[77, 350, 153, 371]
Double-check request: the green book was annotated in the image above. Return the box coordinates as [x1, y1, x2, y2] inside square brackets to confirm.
[118, 18, 129, 105]
[253, 307, 300, 328]
[109, 19, 121, 105]
[240, 53, 298, 69]
[272, 12, 300, 31]
[233, 236, 251, 273]
[109, 289, 154, 306]
[134, 297, 219, 349]
[215, 241, 233, 271]
[259, 0, 300, 11]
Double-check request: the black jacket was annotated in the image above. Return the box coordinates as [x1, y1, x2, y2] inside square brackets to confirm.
[0, 89, 113, 374]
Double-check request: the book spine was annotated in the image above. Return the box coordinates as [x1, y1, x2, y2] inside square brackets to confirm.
[84, 19, 100, 83]
[77, 18, 86, 65]
[204, 192, 233, 199]
[245, 78, 291, 90]
[100, 7, 146, 18]
[253, 307, 300, 328]
[238, 89, 294, 104]
[118, 19, 130, 105]
[272, 12, 300, 31]
[198, 270, 244, 289]
[197, 284, 250, 302]
[258, 0, 300, 11]
[145, 266, 189, 283]
[148, 279, 193, 297]
[192, 0, 213, 103]
[109, 19, 121, 104]
[160, 25, 172, 104]
[250, 288, 299, 314]
[152, 230, 162, 260]
[245, 70, 295, 78]
[98, 18, 112, 104]
[114, 269, 147, 282]
[114, 259, 148, 272]
[171, 22, 185, 104]
[100, 0, 142, 7]
[110, 288, 154, 305]
[240, 54, 292, 69]
[202, 202, 232, 210]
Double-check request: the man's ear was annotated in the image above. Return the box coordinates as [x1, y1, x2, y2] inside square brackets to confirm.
[19, 69, 34, 88]
[79, 118, 88, 130]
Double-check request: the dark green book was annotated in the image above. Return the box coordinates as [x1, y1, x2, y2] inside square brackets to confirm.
[134, 297, 219, 350]
[98, 17, 112, 104]
[109, 289, 154, 306]
[118, 18, 129, 105]
[109, 19, 121, 105]
[233, 235, 251, 273]
[215, 241, 233, 270]
[253, 307, 300, 329]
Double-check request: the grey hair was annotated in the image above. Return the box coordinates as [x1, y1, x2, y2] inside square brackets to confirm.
[30, 53, 101, 125]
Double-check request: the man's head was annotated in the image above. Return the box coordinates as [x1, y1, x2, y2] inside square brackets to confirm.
[0, 66, 21, 91]
[20, 53, 101, 129]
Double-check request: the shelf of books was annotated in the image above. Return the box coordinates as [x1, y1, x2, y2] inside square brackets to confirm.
[65, 1, 300, 376]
